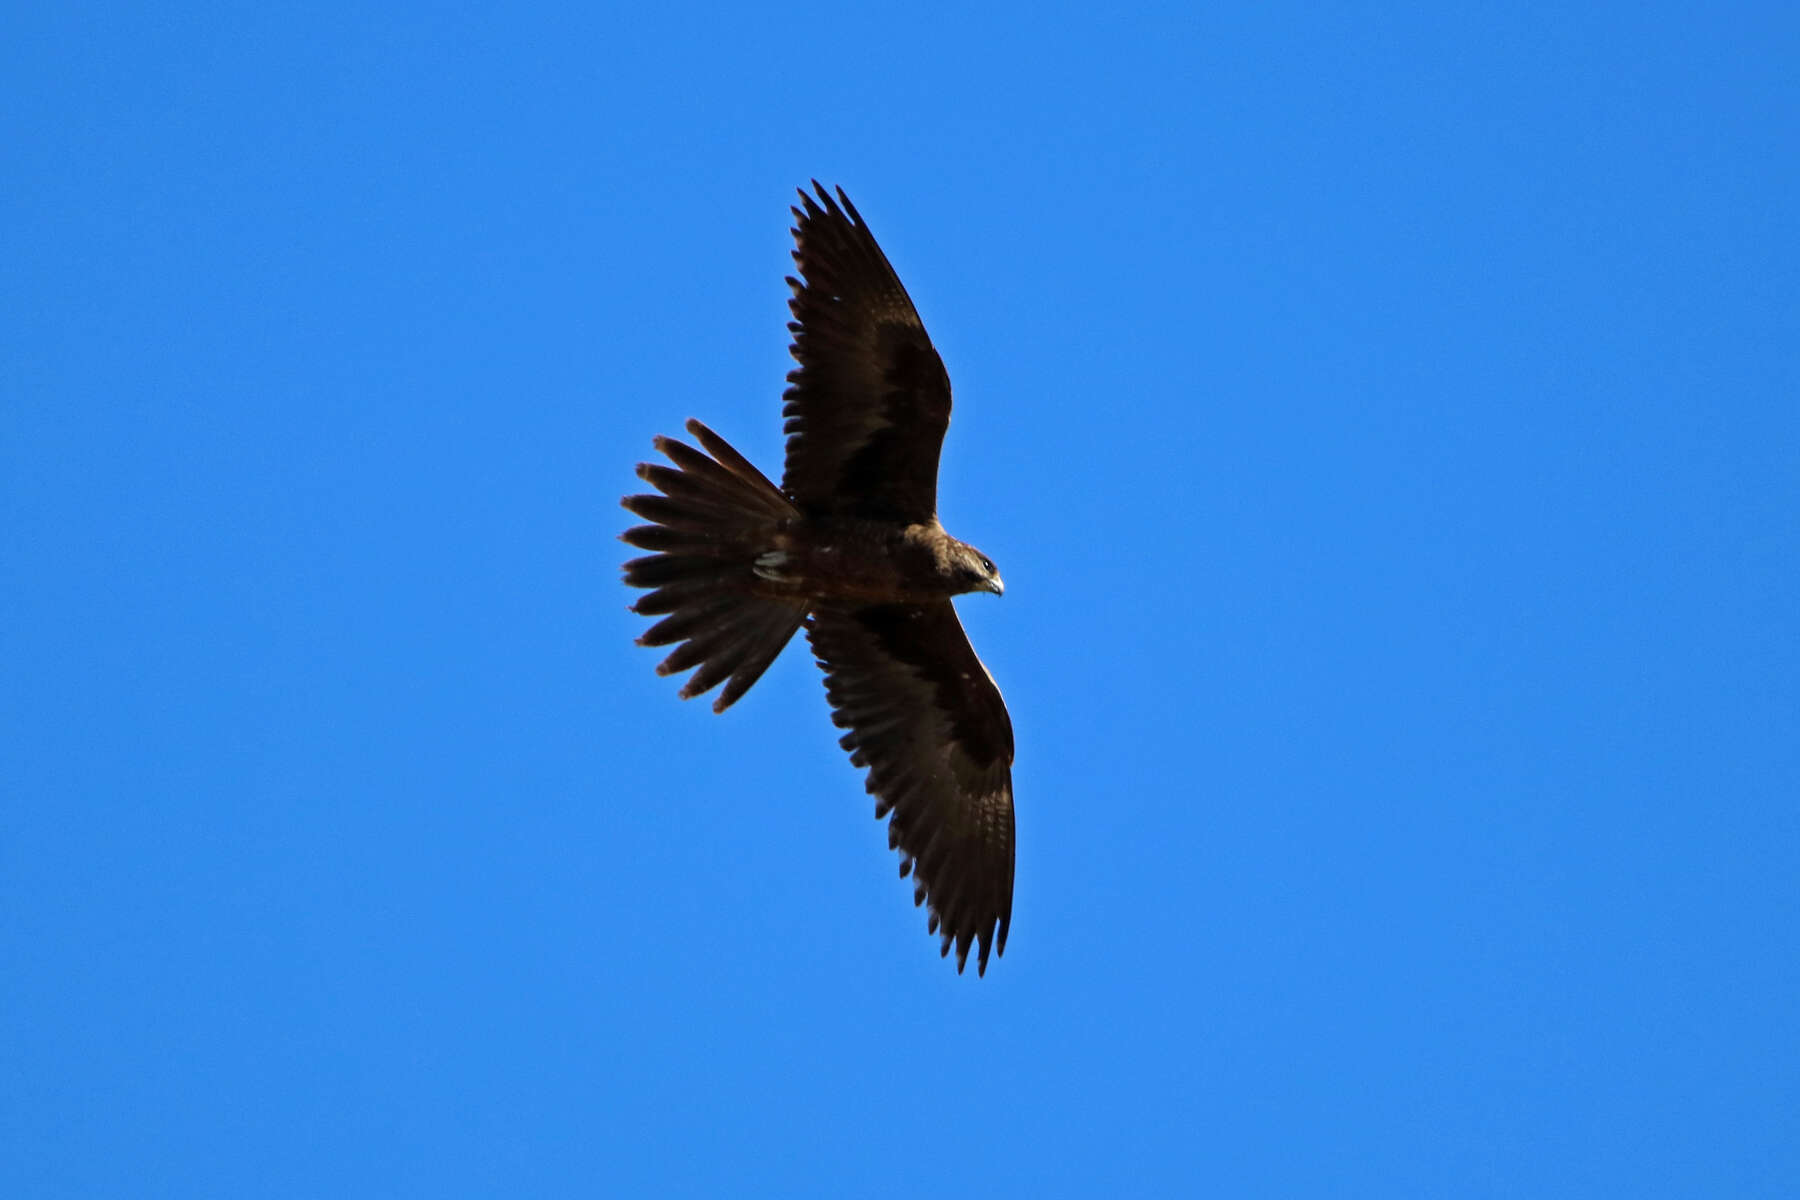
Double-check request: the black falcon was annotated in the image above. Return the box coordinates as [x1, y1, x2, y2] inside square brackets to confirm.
[622, 183, 1014, 974]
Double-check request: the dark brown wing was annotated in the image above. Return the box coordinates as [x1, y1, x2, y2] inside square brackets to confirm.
[807, 602, 1014, 974]
[781, 183, 952, 524]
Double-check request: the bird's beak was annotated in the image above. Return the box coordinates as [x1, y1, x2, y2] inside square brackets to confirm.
[986, 574, 1005, 597]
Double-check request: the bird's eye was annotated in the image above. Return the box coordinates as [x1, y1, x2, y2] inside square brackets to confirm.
[980, 557, 995, 573]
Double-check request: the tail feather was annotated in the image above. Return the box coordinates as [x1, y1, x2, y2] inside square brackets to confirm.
[681, 419, 785, 496]
[626, 572, 725, 617]
[620, 522, 719, 555]
[622, 420, 807, 713]
[623, 490, 744, 533]
[640, 593, 738, 649]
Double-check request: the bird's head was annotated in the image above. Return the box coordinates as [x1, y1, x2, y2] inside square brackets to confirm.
[949, 543, 1005, 597]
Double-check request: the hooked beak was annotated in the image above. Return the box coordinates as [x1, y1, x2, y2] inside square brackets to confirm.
[985, 573, 1005, 597]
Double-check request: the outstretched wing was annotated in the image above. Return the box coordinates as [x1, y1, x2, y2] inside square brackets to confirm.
[807, 602, 1014, 974]
[781, 183, 951, 525]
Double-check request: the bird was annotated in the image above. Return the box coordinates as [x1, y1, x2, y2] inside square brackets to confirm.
[621, 182, 1015, 975]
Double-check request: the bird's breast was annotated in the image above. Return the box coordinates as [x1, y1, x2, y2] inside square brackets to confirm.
[754, 520, 952, 604]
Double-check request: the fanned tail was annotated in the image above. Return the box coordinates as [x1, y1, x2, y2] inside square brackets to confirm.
[621, 419, 808, 712]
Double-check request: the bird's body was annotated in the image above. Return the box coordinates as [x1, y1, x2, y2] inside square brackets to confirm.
[753, 518, 1001, 605]
[622, 184, 1015, 974]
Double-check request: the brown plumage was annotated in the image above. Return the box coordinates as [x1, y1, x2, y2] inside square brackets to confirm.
[621, 183, 1015, 975]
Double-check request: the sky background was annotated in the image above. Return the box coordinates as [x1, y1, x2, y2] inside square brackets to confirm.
[6, 3, 1797, 1196]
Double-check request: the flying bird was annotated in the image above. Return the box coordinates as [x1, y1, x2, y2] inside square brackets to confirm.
[621, 183, 1015, 975]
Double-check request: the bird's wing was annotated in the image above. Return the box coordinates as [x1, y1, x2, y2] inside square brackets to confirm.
[781, 183, 951, 524]
[807, 602, 1014, 974]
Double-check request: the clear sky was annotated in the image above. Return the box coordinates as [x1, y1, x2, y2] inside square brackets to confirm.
[6, 4, 1796, 1197]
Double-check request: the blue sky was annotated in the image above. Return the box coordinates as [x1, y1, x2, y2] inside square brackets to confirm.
[6, 3, 1796, 1196]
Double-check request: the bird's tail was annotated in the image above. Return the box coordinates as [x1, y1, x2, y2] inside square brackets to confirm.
[621, 419, 808, 712]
